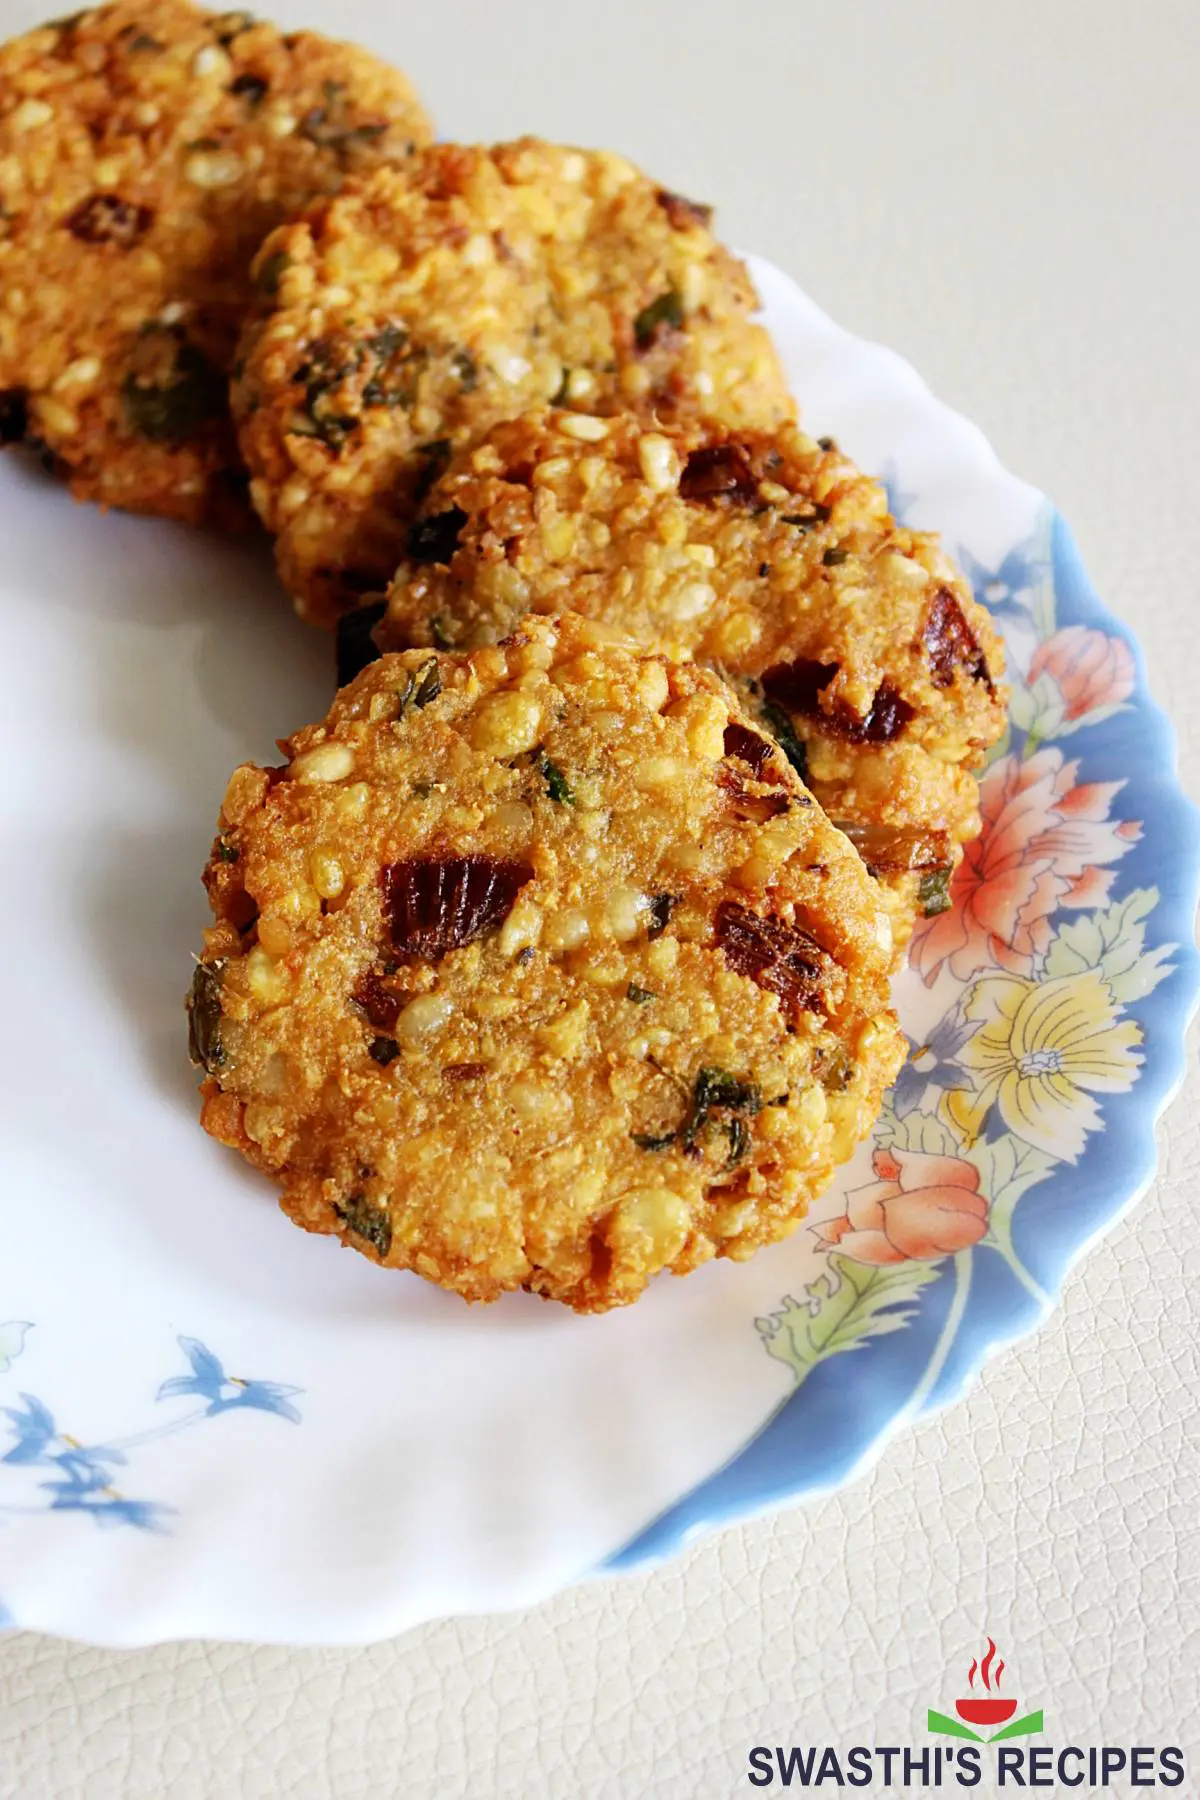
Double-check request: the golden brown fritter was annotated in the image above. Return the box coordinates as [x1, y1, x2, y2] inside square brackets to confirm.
[375, 410, 1008, 942]
[191, 613, 904, 1311]
[233, 139, 793, 625]
[0, 0, 431, 527]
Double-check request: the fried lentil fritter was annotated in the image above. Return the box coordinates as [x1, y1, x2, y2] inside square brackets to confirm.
[0, 0, 431, 527]
[233, 139, 793, 625]
[374, 410, 1008, 941]
[191, 613, 903, 1311]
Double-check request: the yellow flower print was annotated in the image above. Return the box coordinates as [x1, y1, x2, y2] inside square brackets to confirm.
[957, 969, 1143, 1161]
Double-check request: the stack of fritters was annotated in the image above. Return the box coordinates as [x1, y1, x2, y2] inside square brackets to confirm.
[1, 2, 1006, 1310]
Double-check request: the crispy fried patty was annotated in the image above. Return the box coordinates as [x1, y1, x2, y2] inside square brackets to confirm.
[233, 138, 793, 625]
[191, 613, 903, 1310]
[0, 0, 431, 526]
[373, 410, 1008, 942]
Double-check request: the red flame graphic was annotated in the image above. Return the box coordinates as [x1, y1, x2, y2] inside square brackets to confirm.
[980, 1637, 1001, 1691]
[956, 1639, 1016, 1727]
[966, 1638, 1006, 1690]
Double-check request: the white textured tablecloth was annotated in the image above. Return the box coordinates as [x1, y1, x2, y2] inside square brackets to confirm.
[0, 0, 1196, 1792]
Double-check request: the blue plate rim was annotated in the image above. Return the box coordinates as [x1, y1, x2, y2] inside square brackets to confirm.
[603, 505, 1200, 1573]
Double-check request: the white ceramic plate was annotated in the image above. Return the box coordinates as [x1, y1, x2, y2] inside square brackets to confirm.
[0, 258, 1195, 1646]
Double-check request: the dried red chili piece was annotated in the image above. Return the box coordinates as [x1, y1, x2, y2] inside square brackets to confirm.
[679, 442, 758, 502]
[714, 901, 835, 1015]
[835, 820, 953, 876]
[717, 766, 790, 823]
[382, 854, 533, 958]
[760, 657, 837, 717]
[722, 721, 777, 778]
[853, 682, 916, 743]
[656, 188, 714, 231]
[922, 586, 994, 692]
[760, 659, 915, 744]
[66, 193, 153, 248]
[226, 887, 258, 933]
[443, 1061, 488, 1082]
[351, 970, 402, 1031]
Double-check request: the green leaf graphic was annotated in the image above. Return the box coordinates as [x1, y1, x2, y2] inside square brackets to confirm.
[1043, 886, 1175, 1004]
[1010, 672, 1130, 744]
[759, 1255, 942, 1385]
[876, 1102, 960, 1158]
[972, 1134, 1058, 1280]
[1029, 528, 1057, 642]
[926, 1711, 981, 1742]
[989, 1710, 1045, 1742]
[0, 1322, 31, 1374]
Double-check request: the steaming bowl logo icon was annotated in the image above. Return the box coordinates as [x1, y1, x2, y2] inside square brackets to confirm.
[955, 1637, 1018, 1727]
[927, 1639, 1043, 1744]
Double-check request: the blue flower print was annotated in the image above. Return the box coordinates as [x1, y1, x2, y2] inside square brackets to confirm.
[958, 542, 1042, 621]
[0, 1335, 303, 1535]
[49, 1494, 173, 1533]
[39, 1443, 126, 1497]
[1, 1395, 58, 1465]
[0, 1398, 162, 1532]
[891, 1006, 975, 1118]
[157, 1337, 302, 1423]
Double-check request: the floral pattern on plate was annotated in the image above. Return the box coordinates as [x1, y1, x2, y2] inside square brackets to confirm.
[1, 256, 1195, 1641]
[608, 499, 1198, 1571]
[0, 1337, 300, 1534]
[759, 510, 1171, 1375]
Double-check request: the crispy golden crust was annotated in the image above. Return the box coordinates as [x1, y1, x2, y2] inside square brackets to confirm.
[233, 139, 794, 625]
[191, 614, 903, 1311]
[0, 0, 431, 527]
[376, 411, 1009, 941]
